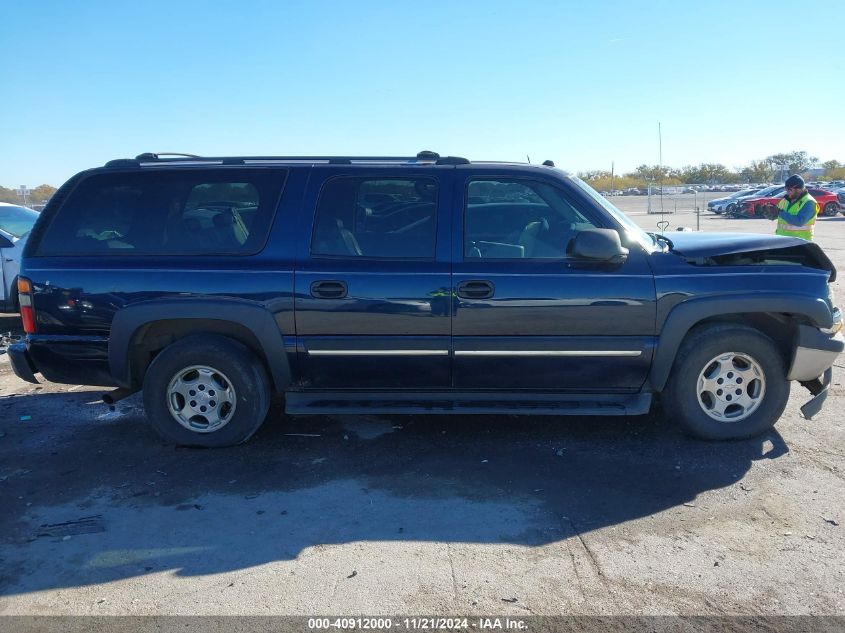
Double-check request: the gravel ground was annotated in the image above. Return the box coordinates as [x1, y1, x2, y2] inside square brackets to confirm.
[0, 198, 843, 617]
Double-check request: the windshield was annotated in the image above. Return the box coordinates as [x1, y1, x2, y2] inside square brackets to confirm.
[750, 185, 779, 198]
[732, 189, 759, 198]
[570, 176, 654, 251]
[0, 205, 39, 238]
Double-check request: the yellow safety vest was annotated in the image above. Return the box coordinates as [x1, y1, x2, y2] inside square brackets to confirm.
[776, 192, 818, 241]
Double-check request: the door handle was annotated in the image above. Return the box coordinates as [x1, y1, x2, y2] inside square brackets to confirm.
[457, 280, 495, 300]
[310, 280, 348, 299]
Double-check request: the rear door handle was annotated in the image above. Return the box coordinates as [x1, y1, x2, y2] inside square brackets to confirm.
[310, 280, 348, 299]
[457, 280, 495, 300]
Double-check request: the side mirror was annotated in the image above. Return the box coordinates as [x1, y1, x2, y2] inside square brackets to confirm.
[569, 229, 629, 263]
[0, 234, 14, 249]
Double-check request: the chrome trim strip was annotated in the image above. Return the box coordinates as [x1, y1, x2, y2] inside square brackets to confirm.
[454, 350, 642, 357]
[308, 350, 449, 356]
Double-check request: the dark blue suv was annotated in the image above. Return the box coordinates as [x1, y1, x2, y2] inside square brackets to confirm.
[8, 152, 844, 446]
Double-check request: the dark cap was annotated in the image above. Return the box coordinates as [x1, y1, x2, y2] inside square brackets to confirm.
[784, 174, 805, 189]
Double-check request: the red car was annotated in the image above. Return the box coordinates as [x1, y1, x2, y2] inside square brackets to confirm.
[739, 187, 841, 218]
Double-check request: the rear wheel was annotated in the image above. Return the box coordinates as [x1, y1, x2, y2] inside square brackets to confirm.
[662, 324, 789, 440]
[142, 334, 271, 447]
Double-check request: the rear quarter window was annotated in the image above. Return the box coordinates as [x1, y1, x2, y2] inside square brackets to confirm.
[34, 169, 286, 256]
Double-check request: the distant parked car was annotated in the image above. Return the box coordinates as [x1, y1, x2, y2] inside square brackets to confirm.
[0, 203, 40, 312]
[722, 186, 784, 217]
[831, 188, 845, 216]
[707, 187, 766, 214]
[738, 188, 840, 218]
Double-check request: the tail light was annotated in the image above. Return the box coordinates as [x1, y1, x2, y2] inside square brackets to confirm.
[17, 277, 36, 334]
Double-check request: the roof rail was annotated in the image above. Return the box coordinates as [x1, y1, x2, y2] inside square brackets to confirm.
[436, 156, 470, 165]
[104, 151, 471, 168]
[104, 158, 141, 168]
[136, 152, 202, 160]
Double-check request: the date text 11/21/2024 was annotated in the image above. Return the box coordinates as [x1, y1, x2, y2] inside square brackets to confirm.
[307, 617, 528, 630]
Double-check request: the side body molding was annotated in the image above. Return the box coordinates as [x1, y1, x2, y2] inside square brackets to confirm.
[650, 293, 833, 392]
[109, 299, 292, 390]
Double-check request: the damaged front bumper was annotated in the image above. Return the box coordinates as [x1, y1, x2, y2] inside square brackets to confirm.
[799, 367, 833, 420]
[788, 325, 844, 419]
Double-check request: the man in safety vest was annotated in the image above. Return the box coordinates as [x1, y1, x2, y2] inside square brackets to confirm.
[767, 174, 819, 241]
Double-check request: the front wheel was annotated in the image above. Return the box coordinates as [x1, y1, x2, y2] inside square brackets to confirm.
[662, 324, 789, 440]
[143, 334, 271, 447]
[822, 202, 838, 217]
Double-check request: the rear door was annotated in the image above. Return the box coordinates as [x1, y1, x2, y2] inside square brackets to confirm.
[451, 169, 657, 392]
[294, 167, 454, 389]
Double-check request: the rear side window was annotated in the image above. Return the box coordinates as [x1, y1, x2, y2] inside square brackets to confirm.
[35, 169, 285, 256]
[311, 177, 438, 259]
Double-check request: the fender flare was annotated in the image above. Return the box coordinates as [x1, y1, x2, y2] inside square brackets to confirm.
[109, 298, 292, 390]
[650, 293, 833, 392]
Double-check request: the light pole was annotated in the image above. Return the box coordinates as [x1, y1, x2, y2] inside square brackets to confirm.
[16, 185, 31, 208]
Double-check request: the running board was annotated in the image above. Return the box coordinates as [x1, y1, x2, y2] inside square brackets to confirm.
[285, 392, 652, 416]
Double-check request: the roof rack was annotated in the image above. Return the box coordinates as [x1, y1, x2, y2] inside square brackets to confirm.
[136, 152, 201, 160]
[105, 150, 469, 168]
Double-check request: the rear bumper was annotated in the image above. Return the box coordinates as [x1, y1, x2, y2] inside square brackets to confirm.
[8, 335, 116, 387]
[8, 342, 39, 384]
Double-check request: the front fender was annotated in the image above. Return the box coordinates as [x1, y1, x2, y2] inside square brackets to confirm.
[650, 293, 833, 392]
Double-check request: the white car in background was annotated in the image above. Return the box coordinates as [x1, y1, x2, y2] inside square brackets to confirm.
[0, 202, 40, 312]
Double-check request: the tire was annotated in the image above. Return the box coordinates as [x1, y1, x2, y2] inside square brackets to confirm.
[822, 202, 838, 217]
[142, 334, 271, 447]
[662, 323, 789, 440]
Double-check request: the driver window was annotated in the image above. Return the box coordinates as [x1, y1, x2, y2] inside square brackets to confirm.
[464, 178, 599, 259]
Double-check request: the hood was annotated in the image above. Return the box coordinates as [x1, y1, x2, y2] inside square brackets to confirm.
[663, 231, 837, 281]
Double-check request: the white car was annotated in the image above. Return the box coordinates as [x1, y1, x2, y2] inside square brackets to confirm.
[0, 202, 40, 312]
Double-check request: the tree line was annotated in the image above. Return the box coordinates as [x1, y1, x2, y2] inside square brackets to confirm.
[579, 151, 845, 192]
[0, 184, 57, 205]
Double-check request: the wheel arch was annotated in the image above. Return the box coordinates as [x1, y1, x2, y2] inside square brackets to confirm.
[650, 293, 833, 392]
[109, 299, 293, 392]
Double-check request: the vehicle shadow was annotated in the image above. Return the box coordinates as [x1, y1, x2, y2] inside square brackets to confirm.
[0, 390, 788, 596]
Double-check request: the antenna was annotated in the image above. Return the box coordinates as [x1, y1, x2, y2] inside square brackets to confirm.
[526, 155, 531, 164]
[611, 161, 615, 195]
[659, 122, 665, 228]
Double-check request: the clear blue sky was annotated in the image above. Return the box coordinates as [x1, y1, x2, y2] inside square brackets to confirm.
[2, 0, 843, 187]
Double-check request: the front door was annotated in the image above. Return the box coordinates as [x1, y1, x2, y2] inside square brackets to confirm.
[452, 172, 656, 392]
[294, 168, 453, 389]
